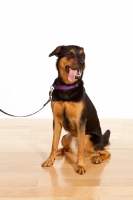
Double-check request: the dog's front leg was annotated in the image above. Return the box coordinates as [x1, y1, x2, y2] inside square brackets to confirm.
[76, 125, 86, 174]
[42, 118, 62, 167]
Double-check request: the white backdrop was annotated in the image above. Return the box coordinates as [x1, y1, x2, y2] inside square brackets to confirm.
[0, 0, 133, 118]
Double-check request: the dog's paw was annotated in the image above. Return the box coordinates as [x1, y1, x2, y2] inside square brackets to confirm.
[56, 147, 67, 156]
[91, 155, 102, 164]
[76, 165, 86, 175]
[42, 157, 55, 167]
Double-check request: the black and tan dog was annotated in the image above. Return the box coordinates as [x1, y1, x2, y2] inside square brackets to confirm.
[42, 45, 111, 174]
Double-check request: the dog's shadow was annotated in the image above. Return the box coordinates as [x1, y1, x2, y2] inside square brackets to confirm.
[56, 151, 78, 171]
[41, 150, 111, 188]
[57, 151, 111, 174]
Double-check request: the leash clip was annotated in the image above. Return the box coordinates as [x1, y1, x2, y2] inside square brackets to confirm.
[49, 85, 54, 100]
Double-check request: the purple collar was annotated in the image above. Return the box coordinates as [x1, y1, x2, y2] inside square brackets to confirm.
[53, 82, 79, 90]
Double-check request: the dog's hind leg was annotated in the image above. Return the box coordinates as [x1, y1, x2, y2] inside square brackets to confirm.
[91, 149, 111, 164]
[57, 133, 78, 155]
[56, 147, 68, 156]
[84, 135, 111, 164]
[91, 130, 111, 164]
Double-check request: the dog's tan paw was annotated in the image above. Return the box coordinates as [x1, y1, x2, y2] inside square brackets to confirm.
[91, 155, 102, 164]
[56, 147, 67, 156]
[42, 157, 55, 167]
[76, 165, 86, 175]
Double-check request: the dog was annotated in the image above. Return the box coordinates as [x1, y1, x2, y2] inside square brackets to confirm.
[42, 45, 111, 174]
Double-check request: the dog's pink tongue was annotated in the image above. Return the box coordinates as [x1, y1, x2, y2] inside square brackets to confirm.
[68, 68, 77, 82]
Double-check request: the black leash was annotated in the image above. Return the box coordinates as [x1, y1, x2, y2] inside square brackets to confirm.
[0, 86, 54, 118]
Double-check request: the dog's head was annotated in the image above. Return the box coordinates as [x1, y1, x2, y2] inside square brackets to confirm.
[49, 45, 85, 84]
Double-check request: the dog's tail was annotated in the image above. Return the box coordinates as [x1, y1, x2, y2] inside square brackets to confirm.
[102, 130, 111, 147]
[89, 129, 111, 150]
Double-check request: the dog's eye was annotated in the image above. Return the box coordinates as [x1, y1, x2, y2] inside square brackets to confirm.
[67, 53, 74, 59]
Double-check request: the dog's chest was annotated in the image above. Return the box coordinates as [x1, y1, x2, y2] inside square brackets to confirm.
[51, 101, 84, 134]
[51, 101, 83, 118]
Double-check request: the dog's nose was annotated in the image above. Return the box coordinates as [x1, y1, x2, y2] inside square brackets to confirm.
[78, 60, 85, 67]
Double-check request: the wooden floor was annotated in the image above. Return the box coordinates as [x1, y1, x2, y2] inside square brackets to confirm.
[0, 119, 133, 200]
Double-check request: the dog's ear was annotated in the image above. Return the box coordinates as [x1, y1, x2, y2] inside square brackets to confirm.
[49, 46, 64, 57]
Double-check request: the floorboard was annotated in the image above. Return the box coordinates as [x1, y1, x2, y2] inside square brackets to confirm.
[0, 119, 133, 199]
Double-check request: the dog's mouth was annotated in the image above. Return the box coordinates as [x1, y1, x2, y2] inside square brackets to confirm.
[66, 66, 83, 82]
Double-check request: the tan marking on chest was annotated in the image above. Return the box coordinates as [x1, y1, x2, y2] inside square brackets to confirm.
[51, 101, 84, 119]
[51, 101, 65, 119]
[65, 102, 84, 121]
[51, 101, 84, 135]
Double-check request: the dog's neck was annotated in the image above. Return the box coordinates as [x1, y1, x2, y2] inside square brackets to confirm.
[53, 78, 82, 91]
[53, 83, 79, 91]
